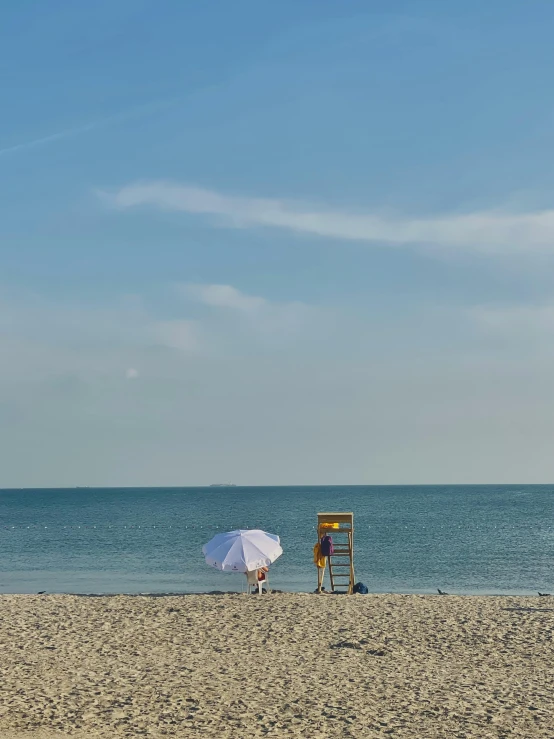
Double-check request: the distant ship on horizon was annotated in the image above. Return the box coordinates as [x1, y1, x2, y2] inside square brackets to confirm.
[209, 483, 237, 487]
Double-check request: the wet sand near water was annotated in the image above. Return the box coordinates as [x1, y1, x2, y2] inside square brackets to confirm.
[0, 593, 553, 738]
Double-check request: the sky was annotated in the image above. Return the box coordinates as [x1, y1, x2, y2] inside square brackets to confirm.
[3, 0, 554, 486]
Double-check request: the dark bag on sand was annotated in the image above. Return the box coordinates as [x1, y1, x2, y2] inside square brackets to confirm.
[353, 582, 368, 595]
[320, 534, 334, 557]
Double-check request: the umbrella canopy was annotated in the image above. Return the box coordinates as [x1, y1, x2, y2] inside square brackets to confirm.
[202, 529, 283, 572]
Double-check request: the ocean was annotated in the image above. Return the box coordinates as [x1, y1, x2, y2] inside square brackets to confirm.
[1, 485, 553, 595]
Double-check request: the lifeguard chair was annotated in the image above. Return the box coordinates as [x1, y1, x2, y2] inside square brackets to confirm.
[317, 512, 354, 594]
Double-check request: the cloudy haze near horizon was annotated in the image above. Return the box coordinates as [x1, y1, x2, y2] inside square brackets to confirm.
[3, 1, 554, 487]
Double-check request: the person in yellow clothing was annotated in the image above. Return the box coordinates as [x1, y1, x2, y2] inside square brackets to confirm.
[313, 541, 326, 569]
[315, 523, 338, 591]
[314, 540, 327, 592]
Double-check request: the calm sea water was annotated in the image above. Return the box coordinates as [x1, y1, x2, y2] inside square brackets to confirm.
[0, 486, 553, 595]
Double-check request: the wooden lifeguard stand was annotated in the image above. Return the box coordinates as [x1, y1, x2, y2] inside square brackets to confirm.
[317, 512, 354, 594]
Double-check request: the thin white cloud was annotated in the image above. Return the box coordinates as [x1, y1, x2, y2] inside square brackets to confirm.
[104, 180, 554, 252]
[0, 98, 176, 159]
[182, 283, 266, 313]
[470, 303, 554, 336]
[181, 283, 315, 339]
[0, 282, 318, 387]
[0, 290, 203, 389]
[0, 127, 93, 158]
[152, 319, 199, 352]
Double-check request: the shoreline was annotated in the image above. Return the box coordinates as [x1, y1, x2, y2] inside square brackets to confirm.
[1, 593, 553, 737]
[0, 588, 551, 597]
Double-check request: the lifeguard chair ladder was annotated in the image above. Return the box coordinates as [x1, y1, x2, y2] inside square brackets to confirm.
[317, 512, 354, 594]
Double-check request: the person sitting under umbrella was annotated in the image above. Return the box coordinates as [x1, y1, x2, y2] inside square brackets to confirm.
[246, 565, 269, 594]
[202, 529, 282, 594]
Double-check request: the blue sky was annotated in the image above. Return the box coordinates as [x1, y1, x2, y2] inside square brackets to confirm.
[3, 1, 554, 486]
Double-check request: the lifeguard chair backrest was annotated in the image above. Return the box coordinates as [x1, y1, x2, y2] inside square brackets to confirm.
[317, 512, 353, 540]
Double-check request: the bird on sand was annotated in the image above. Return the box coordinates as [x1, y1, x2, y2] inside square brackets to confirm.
[437, 589, 448, 595]
[538, 592, 551, 597]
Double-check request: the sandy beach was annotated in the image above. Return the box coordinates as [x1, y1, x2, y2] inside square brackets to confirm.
[0, 593, 553, 738]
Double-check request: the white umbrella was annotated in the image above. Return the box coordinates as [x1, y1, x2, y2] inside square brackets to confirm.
[202, 529, 283, 572]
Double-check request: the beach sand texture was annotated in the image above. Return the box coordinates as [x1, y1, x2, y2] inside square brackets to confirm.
[0, 593, 553, 738]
